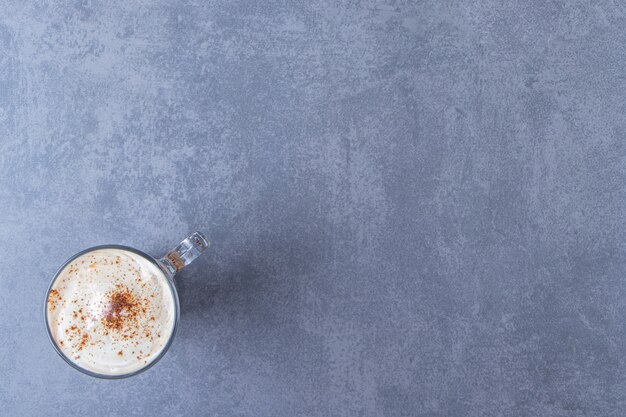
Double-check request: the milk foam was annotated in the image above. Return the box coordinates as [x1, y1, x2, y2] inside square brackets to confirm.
[46, 248, 176, 375]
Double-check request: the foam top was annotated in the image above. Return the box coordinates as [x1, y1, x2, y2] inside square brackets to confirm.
[47, 248, 176, 375]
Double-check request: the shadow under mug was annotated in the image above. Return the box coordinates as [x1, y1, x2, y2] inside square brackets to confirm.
[43, 231, 210, 379]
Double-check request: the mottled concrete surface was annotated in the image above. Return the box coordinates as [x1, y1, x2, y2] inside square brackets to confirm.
[0, 1, 624, 416]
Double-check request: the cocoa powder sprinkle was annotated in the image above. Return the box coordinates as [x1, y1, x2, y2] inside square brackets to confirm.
[102, 285, 145, 338]
[77, 333, 89, 351]
[47, 289, 62, 310]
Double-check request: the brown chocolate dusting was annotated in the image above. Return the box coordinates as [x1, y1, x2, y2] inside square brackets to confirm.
[77, 333, 89, 351]
[47, 289, 62, 310]
[101, 284, 146, 339]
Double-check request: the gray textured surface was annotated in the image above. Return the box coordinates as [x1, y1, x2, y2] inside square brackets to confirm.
[0, 1, 624, 416]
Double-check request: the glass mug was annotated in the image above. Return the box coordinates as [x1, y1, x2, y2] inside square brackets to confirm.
[44, 232, 209, 378]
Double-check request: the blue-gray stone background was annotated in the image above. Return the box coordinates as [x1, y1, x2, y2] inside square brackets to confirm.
[0, 1, 625, 416]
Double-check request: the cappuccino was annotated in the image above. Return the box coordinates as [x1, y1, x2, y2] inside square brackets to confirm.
[46, 248, 176, 376]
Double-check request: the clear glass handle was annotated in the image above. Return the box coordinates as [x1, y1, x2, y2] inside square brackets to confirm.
[159, 231, 210, 277]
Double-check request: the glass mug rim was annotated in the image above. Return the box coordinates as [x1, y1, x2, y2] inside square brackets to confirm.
[43, 232, 208, 379]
